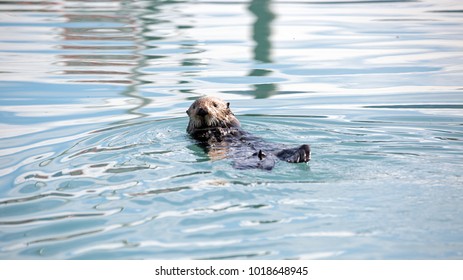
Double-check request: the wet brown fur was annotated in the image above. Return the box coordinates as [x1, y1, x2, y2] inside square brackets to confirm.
[186, 96, 240, 135]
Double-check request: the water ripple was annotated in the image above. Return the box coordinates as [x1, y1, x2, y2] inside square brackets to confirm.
[0, 210, 120, 226]
[1, 0, 463, 260]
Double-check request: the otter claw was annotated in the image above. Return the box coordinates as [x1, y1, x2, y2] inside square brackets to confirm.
[258, 150, 266, 160]
[252, 150, 266, 160]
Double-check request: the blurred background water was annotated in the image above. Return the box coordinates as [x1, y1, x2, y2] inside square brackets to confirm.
[0, 0, 462, 259]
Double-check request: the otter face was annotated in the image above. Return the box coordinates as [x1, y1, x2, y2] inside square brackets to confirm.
[186, 96, 240, 135]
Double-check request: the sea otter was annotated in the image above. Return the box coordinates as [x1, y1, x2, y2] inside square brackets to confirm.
[186, 96, 310, 170]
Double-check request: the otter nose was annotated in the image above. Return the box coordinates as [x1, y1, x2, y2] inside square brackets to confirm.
[197, 107, 208, 117]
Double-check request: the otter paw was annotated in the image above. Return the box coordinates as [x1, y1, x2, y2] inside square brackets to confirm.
[233, 152, 275, 170]
[276, 144, 311, 163]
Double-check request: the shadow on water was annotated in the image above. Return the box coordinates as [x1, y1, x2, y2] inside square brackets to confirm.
[248, 0, 278, 99]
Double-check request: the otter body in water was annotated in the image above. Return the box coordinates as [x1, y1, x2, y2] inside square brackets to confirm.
[186, 96, 310, 170]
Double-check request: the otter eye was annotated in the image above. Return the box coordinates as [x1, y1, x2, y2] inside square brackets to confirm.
[213, 102, 218, 107]
[192, 105, 196, 109]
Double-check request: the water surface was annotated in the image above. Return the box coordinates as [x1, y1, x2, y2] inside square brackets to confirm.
[0, 0, 463, 259]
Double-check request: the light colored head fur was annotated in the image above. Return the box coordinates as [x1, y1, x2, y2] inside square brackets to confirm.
[186, 96, 240, 135]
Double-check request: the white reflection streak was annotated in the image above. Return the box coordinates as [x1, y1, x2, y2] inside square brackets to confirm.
[1, 99, 135, 117]
[0, 114, 132, 156]
[0, 131, 89, 158]
[0, 151, 55, 178]
[298, 251, 344, 260]
[182, 224, 224, 233]
[72, 239, 241, 257]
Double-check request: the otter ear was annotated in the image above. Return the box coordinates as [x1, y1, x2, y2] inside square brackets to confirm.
[227, 102, 230, 108]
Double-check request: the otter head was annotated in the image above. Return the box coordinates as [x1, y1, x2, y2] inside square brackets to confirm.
[186, 96, 240, 135]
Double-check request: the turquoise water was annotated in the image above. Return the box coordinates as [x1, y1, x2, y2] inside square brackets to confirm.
[1, 0, 463, 259]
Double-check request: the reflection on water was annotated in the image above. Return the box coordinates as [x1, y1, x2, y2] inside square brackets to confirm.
[1, 0, 463, 259]
[249, 0, 275, 64]
[248, 0, 278, 98]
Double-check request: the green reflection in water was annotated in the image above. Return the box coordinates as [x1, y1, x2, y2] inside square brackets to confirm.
[248, 0, 278, 99]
